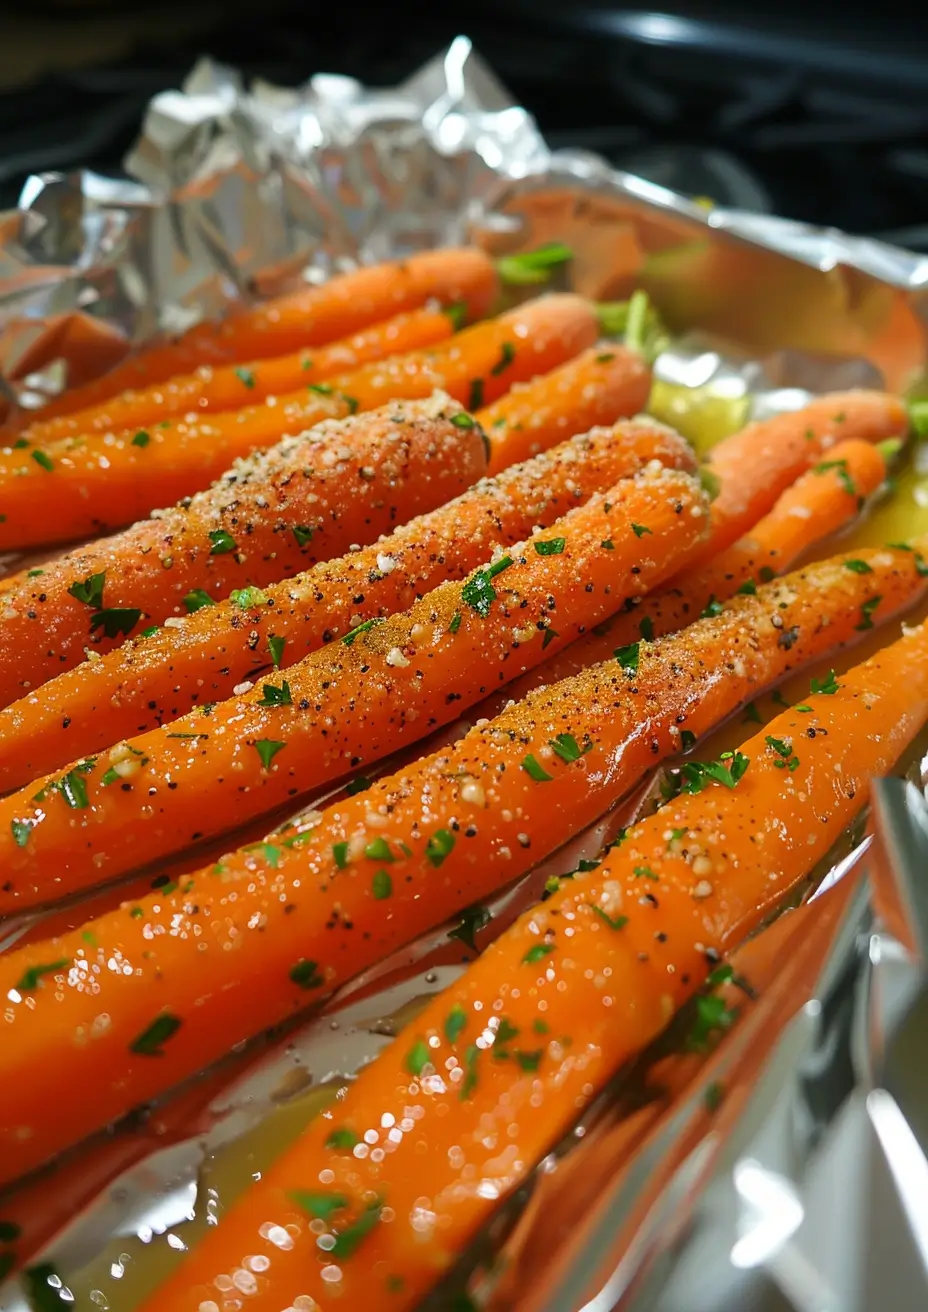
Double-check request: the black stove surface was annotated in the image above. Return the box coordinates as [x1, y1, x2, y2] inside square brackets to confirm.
[1, 0, 927, 251]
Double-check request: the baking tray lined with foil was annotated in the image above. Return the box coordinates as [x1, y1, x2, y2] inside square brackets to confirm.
[1, 35, 928, 1312]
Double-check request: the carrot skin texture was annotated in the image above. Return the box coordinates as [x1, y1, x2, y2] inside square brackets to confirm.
[0, 294, 599, 547]
[504, 435, 889, 697]
[0, 547, 922, 1186]
[482, 342, 651, 472]
[0, 396, 487, 711]
[0, 465, 708, 906]
[20, 306, 459, 443]
[694, 388, 907, 561]
[18, 247, 500, 424]
[149, 617, 928, 1312]
[0, 417, 694, 789]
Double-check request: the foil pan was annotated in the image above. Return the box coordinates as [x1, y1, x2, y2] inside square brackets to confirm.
[2, 35, 928, 1312]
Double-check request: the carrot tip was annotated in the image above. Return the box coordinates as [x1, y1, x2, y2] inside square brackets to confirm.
[877, 436, 905, 463]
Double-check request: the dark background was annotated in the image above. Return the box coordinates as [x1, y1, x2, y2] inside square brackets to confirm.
[1, 0, 927, 246]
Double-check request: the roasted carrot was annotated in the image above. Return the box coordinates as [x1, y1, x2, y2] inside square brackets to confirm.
[693, 388, 908, 562]
[500, 435, 892, 699]
[0, 464, 708, 908]
[0, 294, 601, 547]
[0, 403, 681, 791]
[0, 545, 922, 1186]
[0, 396, 486, 712]
[18, 247, 500, 424]
[152, 615, 928, 1312]
[482, 342, 651, 472]
[19, 306, 461, 444]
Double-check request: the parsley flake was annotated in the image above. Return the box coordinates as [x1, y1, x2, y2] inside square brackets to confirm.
[522, 753, 553, 782]
[183, 589, 215, 613]
[67, 571, 106, 609]
[631, 523, 652, 538]
[257, 679, 292, 707]
[130, 1013, 182, 1056]
[425, 828, 455, 867]
[534, 537, 565, 556]
[131, 430, 150, 448]
[372, 870, 393, 899]
[208, 528, 237, 555]
[549, 732, 592, 763]
[856, 596, 882, 630]
[289, 959, 324, 989]
[254, 738, 287, 769]
[615, 641, 640, 674]
[268, 634, 285, 667]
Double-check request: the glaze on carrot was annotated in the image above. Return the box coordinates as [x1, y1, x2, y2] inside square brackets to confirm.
[18, 247, 500, 424]
[692, 388, 908, 562]
[0, 411, 686, 790]
[0, 294, 600, 547]
[0, 464, 708, 908]
[0, 395, 486, 712]
[0, 545, 922, 1186]
[154, 614, 928, 1311]
[19, 306, 461, 444]
[500, 435, 892, 699]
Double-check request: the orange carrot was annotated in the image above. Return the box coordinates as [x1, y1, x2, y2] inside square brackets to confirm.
[0, 395, 486, 712]
[0, 385, 676, 790]
[482, 342, 651, 472]
[0, 544, 921, 1186]
[18, 306, 461, 444]
[19, 247, 500, 424]
[499, 435, 892, 699]
[0, 464, 708, 909]
[152, 614, 928, 1311]
[0, 294, 600, 547]
[693, 388, 908, 562]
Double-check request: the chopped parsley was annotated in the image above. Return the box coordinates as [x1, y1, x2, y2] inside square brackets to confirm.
[131, 430, 150, 448]
[700, 596, 724, 618]
[292, 524, 314, 547]
[450, 412, 475, 428]
[268, 634, 286, 667]
[11, 818, 31, 847]
[639, 616, 654, 641]
[814, 457, 856, 497]
[257, 679, 292, 706]
[615, 641, 640, 674]
[448, 611, 462, 634]
[633, 864, 658, 880]
[230, 586, 270, 609]
[590, 904, 629, 930]
[678, 751, 750, 794]
[254, 738, 287, 769]
[31, 449, 54, 472]
[207, 528, 237, 555]
[445, 1005, 467, 1043]
[490, 341, 516, 376]
[766, 734, 800, 772]
[15, 959, 68, 992]
[67, 571, 106, 609]
[461, 555, 513, 617]
[521, 753, 553, 782]
[130, 1012, 182, 1056]
[90, 607, 141, 639]
[234, 366, 256, 388]
[758, 565, 776, 582]
[372, 870, 393, 899]
[325, 1128, 359, 1151]
[468, 378, 485, 411]
[460, 1044, 480, 1099]
[688, 993, 737, 1051]
[289, 959, 324, 989]
[497, 241, 573, 285]
[631, 523, 652, 538]
[515, 1049, 543, 1072]
[332, 841, 349, 869]
[448, 905, 491, 952]
[425, 828, 456, 866]
[549, 732, 592, 763]
[542, 626, 559, 649]
[183, 589, 215, 613]
[856, 595, 882, 631]
[330, 1198, 384, 1260]
[288, 1190, 347, 1221]
[844, 558, 873, 574]
[534, 537, 565, 556]
[601, 538, 614, 550]
[522, 942, 554, 965]
[406, 1039, 431, 1076]
[810, 669, 840, 695]
[308, 382, 333, 397]
[59, 768, 90, 809]
[737, 578, 757, 595]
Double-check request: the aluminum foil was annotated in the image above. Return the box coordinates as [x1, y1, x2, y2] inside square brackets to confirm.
[2, 34, 928, 1312]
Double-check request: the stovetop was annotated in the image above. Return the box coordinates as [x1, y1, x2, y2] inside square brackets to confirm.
[1, 0, 927, 251]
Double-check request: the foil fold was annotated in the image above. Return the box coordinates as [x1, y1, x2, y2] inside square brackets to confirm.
[1, 36, 928, 1312]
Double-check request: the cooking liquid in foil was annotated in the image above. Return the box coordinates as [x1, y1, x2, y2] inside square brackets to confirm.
[2, 37, 928, 1312]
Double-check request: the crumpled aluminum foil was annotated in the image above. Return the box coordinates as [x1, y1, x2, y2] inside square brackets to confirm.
[1, 35, 928, 1312]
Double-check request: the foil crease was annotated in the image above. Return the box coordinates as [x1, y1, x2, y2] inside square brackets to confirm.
[1, 36, 928, 1312]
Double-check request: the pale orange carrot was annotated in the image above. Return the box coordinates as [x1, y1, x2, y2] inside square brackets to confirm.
[0, 294, 600, 547]
[18, 305, 461, 444]
[16, 247, 500, 423]
[0, 463, 708, 909]
[0, 544, 922, 1187]
[0, 395, 486, 711]
[148, 611, 928, 1311]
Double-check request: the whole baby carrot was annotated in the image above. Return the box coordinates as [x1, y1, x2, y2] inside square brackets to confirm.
[18, 246, 500, 423]
[0, 545, 922, 1186]
[0, 395, 487, 711]
[693, 388, 908, 562]
[0, 464, 708, 907]
[0, 294, 601, 547]
[151, 615, 928, 1311]
[499, 435, 893, 700]
[19, 305, 462, 444]
[0, 365, 672, 788]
